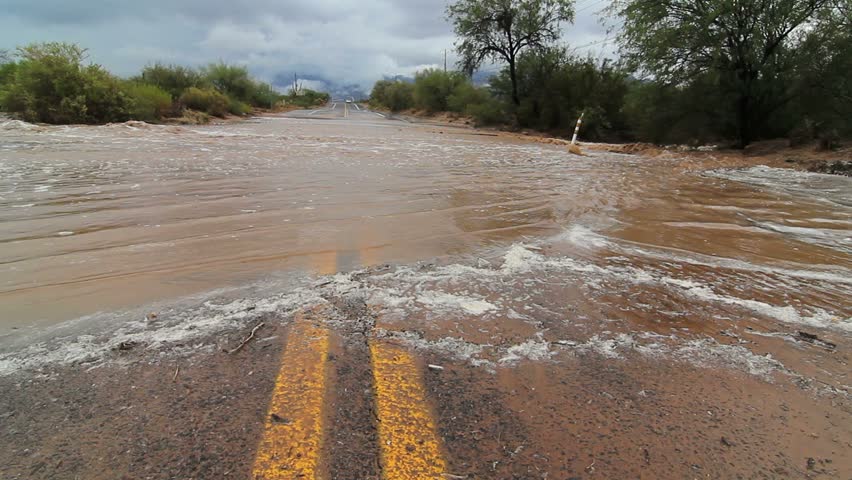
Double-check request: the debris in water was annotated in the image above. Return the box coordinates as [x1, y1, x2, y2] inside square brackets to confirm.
[113, 341, 138, 351]
[270, 413, 291, 424]
[226, 322, 265, 355]
[796, 331, 837, 350]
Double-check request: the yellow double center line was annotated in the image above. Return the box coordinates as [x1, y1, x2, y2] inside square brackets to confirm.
[370, 342, 447, 479]
[253, 317, 330, 479]
[252, 311, 446, 479]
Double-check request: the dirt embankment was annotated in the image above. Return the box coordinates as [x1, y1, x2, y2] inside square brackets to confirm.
[583, 139, 852, 174]
[386, 109, 851, 175]
[165, 104, 313, 126]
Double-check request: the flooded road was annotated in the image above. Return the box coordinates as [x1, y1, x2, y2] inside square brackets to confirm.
[1, 110, 850, 479]
[5, 115, 847, 333]
[2, 113, 624, 328]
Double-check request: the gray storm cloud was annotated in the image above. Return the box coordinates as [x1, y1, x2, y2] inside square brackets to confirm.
[0, 0, 614, 93]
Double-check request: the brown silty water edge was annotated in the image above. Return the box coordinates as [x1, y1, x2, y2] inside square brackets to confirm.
[0, 111, 850, 478]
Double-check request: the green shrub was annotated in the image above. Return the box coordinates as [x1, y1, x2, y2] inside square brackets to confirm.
[247, 82, 283, 108]
[284, 88, 330, 108]
[413, 69, 467, 112]
[228, 97, 252, 116]
[124, 82, 172, 121]
[466, 97, 504, 126]
[136, 63, 205, 99]
[377, 81, 414, 112]
[0, 60, 16, 110]
[3, 42, 130, 124]
[179, 87, 229, 117]
[201, 62, 286, 108]
[369, 80, 393, 109]
[447, 82, 490, 113]
[80, 66, 131, 123]
[203, 63, 253, 100]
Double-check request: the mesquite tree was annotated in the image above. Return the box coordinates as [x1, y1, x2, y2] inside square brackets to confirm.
[447, 0, 575, 106]
[613, 0, 835, 147]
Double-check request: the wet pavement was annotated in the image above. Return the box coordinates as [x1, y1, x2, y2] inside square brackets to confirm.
[0, 109, 850, 479]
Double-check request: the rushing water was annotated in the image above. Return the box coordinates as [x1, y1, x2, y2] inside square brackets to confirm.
[0, 115, 849, 379]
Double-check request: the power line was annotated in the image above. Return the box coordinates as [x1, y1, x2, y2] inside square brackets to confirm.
[569, 37, 611, 52]
[573, 0, 602, 9]
[575, 0, 609, 14]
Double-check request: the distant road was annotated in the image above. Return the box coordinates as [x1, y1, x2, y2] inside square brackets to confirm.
[283, 101, 397, 123]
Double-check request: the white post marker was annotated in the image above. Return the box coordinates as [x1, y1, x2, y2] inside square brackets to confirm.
[571, 111, 585, 145]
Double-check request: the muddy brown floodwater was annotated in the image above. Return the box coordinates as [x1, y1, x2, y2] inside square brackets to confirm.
[0, 111, 850, 479]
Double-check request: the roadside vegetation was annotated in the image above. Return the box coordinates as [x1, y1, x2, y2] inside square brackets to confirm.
[0, 42, 329, 125]
[370, 0, 852, 148]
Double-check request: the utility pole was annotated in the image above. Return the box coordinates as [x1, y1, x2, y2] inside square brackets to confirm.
[443, 50, 447, 73]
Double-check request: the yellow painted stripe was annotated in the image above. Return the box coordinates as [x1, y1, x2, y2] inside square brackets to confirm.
[253, 316, 330, 480]
[370, 341, 447, 479]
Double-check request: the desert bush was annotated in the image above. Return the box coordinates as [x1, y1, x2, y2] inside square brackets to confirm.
[203, 63, 254, 100]
[124, 82, 173, 121]
[447, 82, 490, 113]
[136, 63, 205, 99]
[386, 82, 414, 112]
[179, 87, 229, 117]
[370, 81, 414, 112]
[247, 82, 283, 108]
[227, 97, 252, 116]
[369, 80, 392, 109]
[0, 61, 16, 110]
[465, 96, 505, 126]
[3, 42, 130, 124]
[413, 69, 467, 112]
[285, 89, 330, 108]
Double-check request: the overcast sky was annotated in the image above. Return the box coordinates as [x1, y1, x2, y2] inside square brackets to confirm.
[0, 0, 616, 93]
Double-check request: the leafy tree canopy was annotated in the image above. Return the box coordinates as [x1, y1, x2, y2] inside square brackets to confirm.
[612, 0, 837, 146]
[447, 0, 575, 105]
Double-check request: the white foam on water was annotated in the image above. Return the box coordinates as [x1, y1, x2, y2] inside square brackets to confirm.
[555, 224, 611, 249]
[571, 334, 637, 359]
[561, 333, 784, 380]
[671, 282, 851, 332]
[3, 219, 847, 377]
[501, 244, 543, 274]
[0, 120, 41, 131]
[504, 232, 849, 333]
[0, 287, 325, 377]
[707, 166, 852, 208]
[752, 220, 852, 251]
[499, 340, 553, 363]
[374, 329, 493, 368]
[674, 340, 785, 379]
[416, 291, 497, 315]
[561, 225, 852, 285]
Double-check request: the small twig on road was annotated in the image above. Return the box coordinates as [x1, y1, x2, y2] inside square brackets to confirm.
[172, 366, 180, 382]
[586, 459, 596, 473]
[227, 322, 265, 355]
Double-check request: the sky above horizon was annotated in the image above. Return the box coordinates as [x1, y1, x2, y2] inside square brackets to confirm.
[0, 0, 616, 93]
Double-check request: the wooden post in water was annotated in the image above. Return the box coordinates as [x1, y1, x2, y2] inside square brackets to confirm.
[568, 111, 585, 155]
[571, 111, 585, 145]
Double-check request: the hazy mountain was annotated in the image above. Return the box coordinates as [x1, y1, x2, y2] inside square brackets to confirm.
[269, 67, 500, 100]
